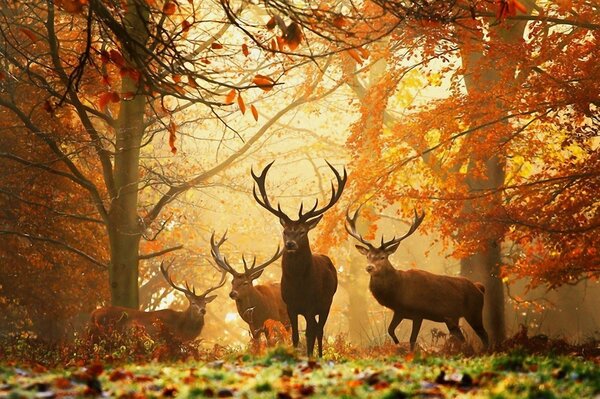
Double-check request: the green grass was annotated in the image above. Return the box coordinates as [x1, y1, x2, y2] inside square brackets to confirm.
[0, 349, 599, 398]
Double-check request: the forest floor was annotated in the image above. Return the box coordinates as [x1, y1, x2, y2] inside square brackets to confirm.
[1, 345, 599, 399]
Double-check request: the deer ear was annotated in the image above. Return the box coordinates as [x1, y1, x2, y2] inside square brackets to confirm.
[306, 215, 323, 230]
[250, 269, 264, 280]
[355, 245, 369, 255]
[204, 295, 217, 303]
[384, 242, 401, 255]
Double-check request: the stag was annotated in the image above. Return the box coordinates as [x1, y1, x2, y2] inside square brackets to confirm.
[90, 261, 226, 342]
[252, 161, 346, 357]
[346, 207, 489, 351]
[210, 231, 290, 344]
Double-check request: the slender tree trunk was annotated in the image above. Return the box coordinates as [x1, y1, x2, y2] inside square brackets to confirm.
[107, 1, 149, 308]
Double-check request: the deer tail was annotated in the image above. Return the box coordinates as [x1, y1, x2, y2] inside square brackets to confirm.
[475, 282, 485, 293]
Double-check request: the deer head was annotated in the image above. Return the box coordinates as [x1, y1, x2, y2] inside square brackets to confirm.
[210, 231, 282, 301]
[252, 161, 347, 254]
[345, 206, 425, 274]
[159, 260, 226, 320]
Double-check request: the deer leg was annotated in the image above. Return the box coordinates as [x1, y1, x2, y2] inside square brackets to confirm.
[388, 312, 403, 344]
[409, 319, 423, 351]
[305, 315, 318, 357]
[316, 311, 329, 358]
[289, 311, 299, 348]
[445, 320, 466, 342]
[466, 314, 489, 350]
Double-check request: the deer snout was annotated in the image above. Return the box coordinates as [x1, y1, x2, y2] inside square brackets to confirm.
[229, 290, 239, 300]
[365, 264, 375, 273]
[285, 241, 298, 250]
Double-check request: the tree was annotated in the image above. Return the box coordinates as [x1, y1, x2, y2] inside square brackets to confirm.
[271, 0, 599, 345]
[0, 0, 338, 310]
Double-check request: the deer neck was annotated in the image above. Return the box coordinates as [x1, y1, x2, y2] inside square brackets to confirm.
[282, 241, 313, 273]
[179, 306, 203, 334]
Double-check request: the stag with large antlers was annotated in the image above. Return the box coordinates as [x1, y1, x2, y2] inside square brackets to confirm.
[252, 161, 347, 357]
[90, 261, 226, 342]
[346, 207, 489, 351]
[210, 231, 289, 344]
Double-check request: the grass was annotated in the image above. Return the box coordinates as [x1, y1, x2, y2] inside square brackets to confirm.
[0, 347, 599, 398]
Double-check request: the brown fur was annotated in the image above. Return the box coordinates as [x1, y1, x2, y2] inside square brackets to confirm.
[365, 258, 489, 351]
[89, 302, 210, 342]
[281, 245, 338, 357]
[232, 281, 290, 342]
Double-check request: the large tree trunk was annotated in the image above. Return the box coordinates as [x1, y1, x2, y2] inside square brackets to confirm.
[106, 1, 149, 308]
[458, 16, 529, 347]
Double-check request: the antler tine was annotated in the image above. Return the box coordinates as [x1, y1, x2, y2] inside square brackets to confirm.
[246, 245, 283, 279]
[298, 161, 347, 222]
[381, 209, 426, 250]
[251, 161, 292, 223]
[210, 230, 239, 276]
[159, 260, 195, 296]
[345, 205, 374, 248]
[200, 268, 228, 298]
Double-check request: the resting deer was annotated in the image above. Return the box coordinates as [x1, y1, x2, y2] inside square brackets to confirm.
[210, 231, 290, 344]
[346, 207, 489, 351]
[252, 161, 346, 357]
[90, 261, 226, 342]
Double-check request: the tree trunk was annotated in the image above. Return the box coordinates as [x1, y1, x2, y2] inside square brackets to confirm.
[106, 1, 149, 308]
[458, 16, 529, 346]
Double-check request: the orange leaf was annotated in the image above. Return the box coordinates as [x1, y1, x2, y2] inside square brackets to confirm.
[98, 92, 113, 109]
[110, 92, 120, 103]
[250, 104, 258, 121]
[332, 16, 348, 29]
[109, 50, 126, 68]
[347, 49, 363, 64]
[284, 22, 302, 51]
[266, 16, 277, 30]
[19, 28, 37, 41]
[173, 74, 182, 83]
[187, 75, 197, 88]
[211, 42, 223, 50]
[168, 120, 177, 154]
[252, 74, 275, 91]
[163, 1, 177, 15]
[101, 74, 110, 86]
[237, 93, 246, 114]
[181, 20, 191, 33]
[242, 43, 249, 57]
[513, 0, 527, 13]
[276, 36, 285, 52]
[357, 46, 370, 59]
[225, 89, 237, 104]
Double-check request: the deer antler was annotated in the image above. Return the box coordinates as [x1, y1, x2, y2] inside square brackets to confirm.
[210, 231, 241, 277]
[297, 161, 347, 223]
[345, 205, 375, 249]
[211, 231, 282, 279]
[251, 161, 292, 223]
[345, 206, 425, 250]
[252, 161, 347, 223]
[380, 209, 425, 251]
[241, 245, 283, 279]
[160, 260, 197, 297]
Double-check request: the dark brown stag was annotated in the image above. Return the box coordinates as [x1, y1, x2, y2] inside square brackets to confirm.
[252, 161, 346, 357]
[210, 231, 290, 344]
[90, 261, 226, 342]
[346, 207, 489, 351]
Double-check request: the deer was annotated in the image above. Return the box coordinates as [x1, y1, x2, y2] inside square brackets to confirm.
[345, 206, 489, 351]
[90, 261, 226, 343]
[251, 160, 347, 357]
[210, 231, 290, 344]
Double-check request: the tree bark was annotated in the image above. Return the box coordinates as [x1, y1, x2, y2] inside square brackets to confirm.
[106, 1, 149, 308]
[459, 16, 529, 347]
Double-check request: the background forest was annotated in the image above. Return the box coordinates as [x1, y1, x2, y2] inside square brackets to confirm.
[0, 0, 598, 355]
